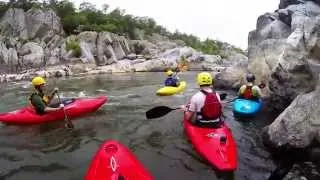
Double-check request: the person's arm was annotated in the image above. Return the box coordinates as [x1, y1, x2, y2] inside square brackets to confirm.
[238, 85, 245, 96]
[44, 106, 63, 112]
[181, 97, 196, 122]
[31, 95, 62, 114]
[253, 86, 262, 98]
[48, 87, 59, 100]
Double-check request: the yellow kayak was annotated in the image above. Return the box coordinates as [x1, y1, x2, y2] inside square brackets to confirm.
[156, 81, 187, 96]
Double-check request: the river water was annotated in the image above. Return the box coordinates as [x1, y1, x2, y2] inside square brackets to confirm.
[0, 72, 278, 180]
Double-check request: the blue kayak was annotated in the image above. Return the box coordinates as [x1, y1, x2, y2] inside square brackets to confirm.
[232, 98, 263, 116]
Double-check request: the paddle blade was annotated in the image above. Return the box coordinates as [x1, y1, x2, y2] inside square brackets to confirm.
[146, 106, 177, 119]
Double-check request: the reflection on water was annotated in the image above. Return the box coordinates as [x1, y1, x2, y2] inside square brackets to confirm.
[0, 72, 276, 180]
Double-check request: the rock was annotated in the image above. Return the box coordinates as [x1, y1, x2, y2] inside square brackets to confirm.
[256, 13, 278, 30]
[79, 41, 95, 63]
[247, 0, 320, 108]
[19, 42, 44, 68]
[283, 162, 320, 180]
[262, 75, 320, 149]
[25, 8, 64, 39]
[214, 67, 247, 90]
[78, 31, 97, 63]
[179, 46, 195, 58]
[285, 1, 320, 17]
[224, 53, 248, 67]
[133, 58, 177, 72]
[126, 53, 137, 60]
[0, 42, 9, 64]
[111, 33, 127, 60]
[278, 9, 293, 26]
[0, 8, 28, 39]
[54, 70, 63, 78]
[0, 8, 63, 39]
[268, 14, 320, 110]
[96, 32, 114, 65]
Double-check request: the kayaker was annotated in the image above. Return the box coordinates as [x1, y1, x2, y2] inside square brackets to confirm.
[180, 72, 223, 127]
[238, 73, 262, 100]
[164, 69, 180, 87]
[29, 76, 64, 115]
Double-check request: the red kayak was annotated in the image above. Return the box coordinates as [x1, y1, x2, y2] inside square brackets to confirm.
[85, 140, 153, 180]
[183, 117, 237, 171]
[0, 96, 107, 125]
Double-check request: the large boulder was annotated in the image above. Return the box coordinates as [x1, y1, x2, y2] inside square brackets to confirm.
[19, 42, 44, 68]
[262, 75, 320, 149]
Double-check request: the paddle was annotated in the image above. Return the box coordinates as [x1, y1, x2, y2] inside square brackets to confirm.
[173, 59, 188, 77]
[56, 91, 74, 129]
[146, 93, 227, 119]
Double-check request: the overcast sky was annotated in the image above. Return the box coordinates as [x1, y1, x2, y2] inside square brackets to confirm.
[73, 0, 280, 49]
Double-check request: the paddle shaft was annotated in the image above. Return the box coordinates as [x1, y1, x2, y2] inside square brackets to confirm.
[56, 91, 74, 129]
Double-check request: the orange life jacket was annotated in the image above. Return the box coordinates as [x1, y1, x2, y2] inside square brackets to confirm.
[243, 86, 253, 99]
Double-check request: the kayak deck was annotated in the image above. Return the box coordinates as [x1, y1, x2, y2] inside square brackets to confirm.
[232, 98, 262, 116]
[156, 81, 187, 96]
[184, 118, 237, 171]
[85, 140, 153, 180]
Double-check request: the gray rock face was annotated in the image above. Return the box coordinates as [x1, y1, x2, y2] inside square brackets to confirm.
[0, 8, 28, 39]
[20, 42, 44, 67]
[76, 31, 132, 65]
[248, 0, 320, 109]
[25, 8, 64, 39]
[279, 0, 305, 9]
[263, 74, 320, 149]
[0, 8, 63, 39]
[268, 14, 320, 109]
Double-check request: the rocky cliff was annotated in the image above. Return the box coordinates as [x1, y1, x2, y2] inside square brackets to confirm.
[0, 8, 244, 83]
[247, 1, 320, 179]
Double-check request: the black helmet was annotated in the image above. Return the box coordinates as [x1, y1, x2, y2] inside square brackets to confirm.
[246, 73, 255, 82]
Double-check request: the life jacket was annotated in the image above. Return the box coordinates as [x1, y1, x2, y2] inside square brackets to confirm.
[29, 92, 50, 107]
[196, 90, 222, 122]
[243, 86, 253, 99]
[165, 77, 178, 87]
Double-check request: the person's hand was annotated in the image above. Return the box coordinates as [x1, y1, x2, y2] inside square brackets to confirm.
[59, 104, 64, 109]
[179, 105, 187, 112]
[179, 104, 190, 112]
[54, 87, 59, 92]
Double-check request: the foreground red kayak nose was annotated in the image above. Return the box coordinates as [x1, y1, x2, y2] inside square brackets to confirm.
[85, 140, 154, 180]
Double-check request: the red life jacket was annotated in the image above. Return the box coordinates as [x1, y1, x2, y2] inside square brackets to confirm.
[243, 86, 253, 99]
[197, 90, 222, 121]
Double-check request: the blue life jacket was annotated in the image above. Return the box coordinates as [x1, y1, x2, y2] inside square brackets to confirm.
[164, 77, 178, 87]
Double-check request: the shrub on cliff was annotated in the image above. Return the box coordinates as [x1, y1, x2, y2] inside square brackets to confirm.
[66, 38, 81, 58]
